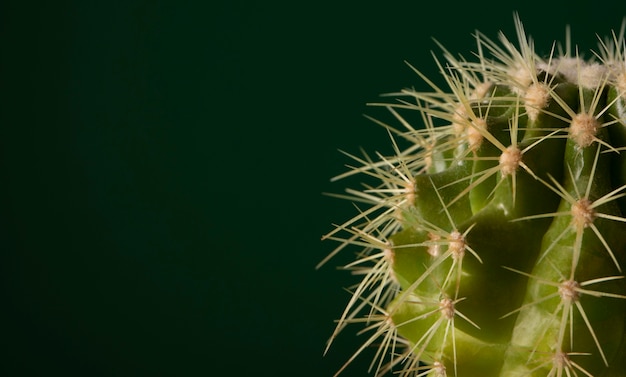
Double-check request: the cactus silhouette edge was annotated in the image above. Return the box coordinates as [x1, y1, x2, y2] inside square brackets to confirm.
[321, 14, 626, 377]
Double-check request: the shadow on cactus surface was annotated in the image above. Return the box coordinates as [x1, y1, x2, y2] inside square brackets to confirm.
[321, 13, 626, 377]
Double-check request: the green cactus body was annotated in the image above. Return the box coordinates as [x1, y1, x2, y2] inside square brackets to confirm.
[322, 15, 626, 377]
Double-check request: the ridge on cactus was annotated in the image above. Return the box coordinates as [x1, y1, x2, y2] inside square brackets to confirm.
[320, 14, 626, 377]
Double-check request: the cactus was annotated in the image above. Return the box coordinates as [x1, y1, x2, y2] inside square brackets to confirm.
[321, 15, 626, 377]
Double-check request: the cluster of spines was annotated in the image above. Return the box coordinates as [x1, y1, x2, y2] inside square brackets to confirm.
[322, 15, 626, 377]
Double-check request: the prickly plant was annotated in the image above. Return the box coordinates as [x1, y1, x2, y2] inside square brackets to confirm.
[321, 15, 626, 377]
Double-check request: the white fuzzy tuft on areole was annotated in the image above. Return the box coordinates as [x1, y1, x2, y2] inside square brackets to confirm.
[524, 82, 551, 121]
[578, 63, 609, 89]
[499, 146, 522, 177]
[467, 118, 488, 151]
[569, 113, 599, 148]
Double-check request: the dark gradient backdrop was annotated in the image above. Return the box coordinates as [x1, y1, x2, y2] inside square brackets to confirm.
[1, 1, 624, 376]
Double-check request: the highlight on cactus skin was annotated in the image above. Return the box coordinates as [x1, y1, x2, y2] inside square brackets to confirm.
[320, 14, 626, 377]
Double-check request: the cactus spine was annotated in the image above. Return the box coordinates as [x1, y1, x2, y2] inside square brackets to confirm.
[322, 15, 626, 377]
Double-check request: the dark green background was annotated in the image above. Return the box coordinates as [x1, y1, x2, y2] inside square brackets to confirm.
[2, 1, 624, 376]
